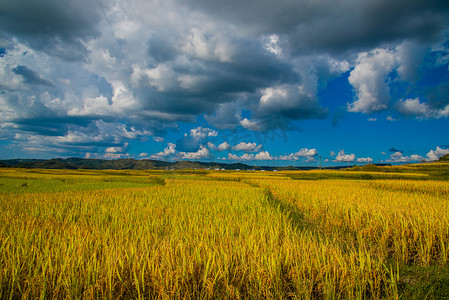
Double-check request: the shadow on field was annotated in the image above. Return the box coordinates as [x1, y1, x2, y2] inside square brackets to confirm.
[263, 188, 309, 231]
[242, 180, 310, 231]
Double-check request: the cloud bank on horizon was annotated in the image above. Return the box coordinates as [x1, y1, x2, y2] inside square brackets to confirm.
[0, 0, 448, 164]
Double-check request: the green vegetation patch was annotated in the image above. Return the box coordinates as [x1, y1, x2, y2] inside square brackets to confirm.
[287, 170, 429, 181]
[399, 265, 449, 299]
[348, 163, 449, 180]
[0, 170, 165, 193]
[0, 177, 159, 193]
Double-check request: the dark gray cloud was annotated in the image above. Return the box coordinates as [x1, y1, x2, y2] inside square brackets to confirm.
[426, 82, 449, 109]
[4, 117, 158, 158]
[175, 136, 202, 152]
[205, 101, 243, 130]
[182, 0, 449, 54]
[147, 33, 178, 63]
[13, 118, 72, 137]
[12, 65, 55, 87]
[0, 0, 102, 60]
[131, 37, 300, 122]
[331, 108, 346, 128]
[389, 147, 404, 153]
[250, 84, 328, 128]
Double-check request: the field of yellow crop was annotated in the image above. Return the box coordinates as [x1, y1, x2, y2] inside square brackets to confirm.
[1, 166, 448, 299]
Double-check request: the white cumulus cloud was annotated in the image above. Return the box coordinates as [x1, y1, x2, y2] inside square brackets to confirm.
[426, 146, 449, 161]
[188, 127, 218, 138]
[217, 141, 231, 151]
[254, 151, 273, 160]
[150, 143, 177, 159]
[347, 48, 397, 114]
[334, 150, 356, 162]
[232, 142, 262, 152]
[227, 150, 273, 161]
[356, 157, 373, 163]
[396, 98, 449, 119]
[386, 151, 425, 163]
[277, 148, 318, 161]
[105, 142, 128, 154]
[179, 146, 210, 160]
[208, 141, 231, 151]
[228, 153, 254, 161]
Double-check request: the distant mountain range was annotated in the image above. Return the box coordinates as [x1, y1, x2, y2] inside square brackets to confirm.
[0, 157, 268, 170]
[2, 155, 447, 170]
[0, 157, 345, 171]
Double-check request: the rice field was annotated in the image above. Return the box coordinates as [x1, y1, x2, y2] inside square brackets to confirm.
[1, 166, 448, 299]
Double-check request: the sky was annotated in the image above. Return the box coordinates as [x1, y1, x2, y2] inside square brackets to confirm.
[1, 0, 449, 166]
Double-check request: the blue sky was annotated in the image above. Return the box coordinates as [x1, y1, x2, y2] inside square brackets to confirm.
[1, 0, 449, 166]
